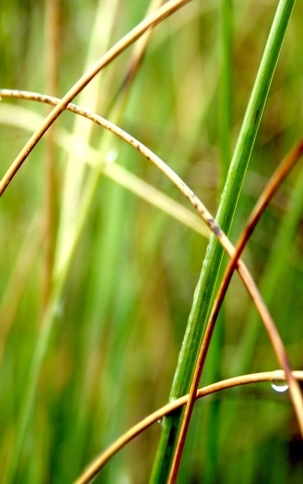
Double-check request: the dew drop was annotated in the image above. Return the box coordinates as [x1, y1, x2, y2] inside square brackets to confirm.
[271, 381, 289, 393]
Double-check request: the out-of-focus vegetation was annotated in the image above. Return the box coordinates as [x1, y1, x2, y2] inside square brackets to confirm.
[1, 0, 303, 483]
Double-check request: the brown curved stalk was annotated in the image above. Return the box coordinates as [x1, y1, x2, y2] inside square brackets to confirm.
[0, 0, 191, 196]
[74, 370, 303, 484]
[1, 89, 302, 438]
[169, 137, 303, 482]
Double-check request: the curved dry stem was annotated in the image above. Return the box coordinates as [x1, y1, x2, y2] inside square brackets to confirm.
[0, 100, 210, 239]
[1, 89, 302, 435]
[0, 0, 190, 196]
[170, 137, 303, 482]
[74, 370, 303, 484]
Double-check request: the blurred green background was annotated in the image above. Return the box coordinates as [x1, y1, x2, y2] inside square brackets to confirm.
[1, 0, 303, 482]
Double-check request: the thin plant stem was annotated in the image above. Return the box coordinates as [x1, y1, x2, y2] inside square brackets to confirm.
[74, 370, 303, 484]
[233, 166, 303, 376]
[0, 101, 211, 238]
[169, 136, 303, 482]
[151, 1, 297, 481]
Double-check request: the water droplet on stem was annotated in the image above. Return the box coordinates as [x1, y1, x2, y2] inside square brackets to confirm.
[271, 381, 289, 393]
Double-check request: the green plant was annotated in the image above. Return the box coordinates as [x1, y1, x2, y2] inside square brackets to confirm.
[0, 1, 303, 483]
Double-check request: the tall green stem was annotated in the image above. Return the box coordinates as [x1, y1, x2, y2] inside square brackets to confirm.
[150, 1, 296, 481]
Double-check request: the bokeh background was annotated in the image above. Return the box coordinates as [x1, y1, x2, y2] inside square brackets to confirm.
[1, 0, 303, 482]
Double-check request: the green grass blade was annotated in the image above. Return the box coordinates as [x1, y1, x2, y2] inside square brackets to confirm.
[150, 1, 296, 481]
